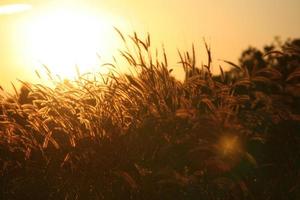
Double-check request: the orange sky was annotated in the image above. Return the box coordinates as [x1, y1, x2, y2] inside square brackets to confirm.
[0, 0, 299, 91]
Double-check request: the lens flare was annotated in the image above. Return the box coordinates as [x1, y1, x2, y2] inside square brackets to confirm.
[218, 135, 242, 156]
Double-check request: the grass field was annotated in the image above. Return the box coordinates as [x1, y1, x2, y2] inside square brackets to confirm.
[0, 32, 300, 199]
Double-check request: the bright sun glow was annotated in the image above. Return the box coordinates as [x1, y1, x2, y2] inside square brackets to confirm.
[0, 4, 32, 15]
[25, 8, 121, 80]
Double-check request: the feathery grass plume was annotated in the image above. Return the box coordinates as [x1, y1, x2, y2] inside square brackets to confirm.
[0, 32, 299, 199]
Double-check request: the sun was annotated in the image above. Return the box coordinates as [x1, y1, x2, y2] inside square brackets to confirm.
[24, 8, 121, 80]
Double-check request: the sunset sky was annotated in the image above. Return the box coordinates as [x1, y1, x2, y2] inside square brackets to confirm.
[0, 0, 299, 91]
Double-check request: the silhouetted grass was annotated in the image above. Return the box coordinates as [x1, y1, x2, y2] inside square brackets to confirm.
[0, 32, 300, 199]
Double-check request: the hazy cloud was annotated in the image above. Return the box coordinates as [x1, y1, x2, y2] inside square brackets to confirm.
[0, 3, 32, 15]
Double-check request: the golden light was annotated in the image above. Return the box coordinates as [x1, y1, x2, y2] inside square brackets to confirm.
[24, 8, 121, 80]
[0, 4, 32, 15]
[218, 135, 242, 156]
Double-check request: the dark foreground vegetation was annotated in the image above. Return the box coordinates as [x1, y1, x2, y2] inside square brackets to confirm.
[0, 33, 300, 199]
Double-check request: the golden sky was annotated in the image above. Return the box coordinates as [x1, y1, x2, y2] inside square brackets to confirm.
[0, 0, 299, 91]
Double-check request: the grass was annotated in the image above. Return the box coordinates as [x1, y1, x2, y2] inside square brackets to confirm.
[0, 32, 300, 199]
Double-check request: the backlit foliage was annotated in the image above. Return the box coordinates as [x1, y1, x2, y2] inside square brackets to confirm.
[0, 33, 300, 199]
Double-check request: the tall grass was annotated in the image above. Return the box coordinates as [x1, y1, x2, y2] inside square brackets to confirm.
[0, 32, 300, 199]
